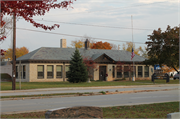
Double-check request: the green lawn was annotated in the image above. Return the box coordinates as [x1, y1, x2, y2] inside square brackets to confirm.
[1, 80, 179, 91]
[1, 102, 179, 118]
[137, 79, 179, 84]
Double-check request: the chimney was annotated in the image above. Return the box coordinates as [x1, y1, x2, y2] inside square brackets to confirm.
[60, 39, 66, 48]
[85, 39, 90, 50]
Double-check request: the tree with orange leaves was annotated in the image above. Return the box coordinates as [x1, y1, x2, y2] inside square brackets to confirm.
[3, 46, 29, 60]
[91, 41, 112, 49]
[71, 35, 95, 48]
[161, 65, 176, 74]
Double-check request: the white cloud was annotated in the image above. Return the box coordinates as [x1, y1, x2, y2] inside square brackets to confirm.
[138, 0, 178, 3]
[1, 0, 179, 52]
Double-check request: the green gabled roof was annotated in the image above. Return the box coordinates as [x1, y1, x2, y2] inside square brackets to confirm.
[16, 47, 146, 62]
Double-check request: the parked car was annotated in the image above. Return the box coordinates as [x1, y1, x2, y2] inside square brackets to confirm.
[173, 72, 179, 80]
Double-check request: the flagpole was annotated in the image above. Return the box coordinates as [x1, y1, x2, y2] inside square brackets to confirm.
[131, 15, 135, 81]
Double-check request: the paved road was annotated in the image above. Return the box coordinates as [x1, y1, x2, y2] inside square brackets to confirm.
[1, 89, 179, 114]
[1, 84, 179, 96]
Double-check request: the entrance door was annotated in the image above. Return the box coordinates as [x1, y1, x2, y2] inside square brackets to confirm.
[99, 66, 106, 81]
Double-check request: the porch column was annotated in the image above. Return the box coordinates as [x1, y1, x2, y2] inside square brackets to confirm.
[136, 66, 138, 78]
[63, 62, 65, 82]
[142, 65, 144, 78]
[122, 65, 124, 78]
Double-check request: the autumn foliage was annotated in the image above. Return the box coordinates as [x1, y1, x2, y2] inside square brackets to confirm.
[1, 0, 75, 31]
[3, 47, 29, 60]
[161, 65, 176, 74]
[116, 60, 133, 72]
[123, 42, 140, 55]
[91, 41, 112, 49]
[1, 49, 6, 56]
[0, 0, 75, 54]
[83, 57, 98, 77]
[145, 25, 179, 72]
[83, 57, 98, 71]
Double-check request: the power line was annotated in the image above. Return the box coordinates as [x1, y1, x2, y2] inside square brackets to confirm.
[33, 19, 154, 31]
[15, 27, 179, 47]
[16, 27, 146, 45]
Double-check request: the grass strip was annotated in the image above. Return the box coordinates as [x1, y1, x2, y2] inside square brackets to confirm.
[1, 92, 95, 99]
[1, 93, 76, 99]
[1, 102, 179, 118]
[1, 80, 179, 91]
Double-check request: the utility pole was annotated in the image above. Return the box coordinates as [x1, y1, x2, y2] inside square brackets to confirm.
[12, 12, 16, 90]
[179, 24, 180, 79]
[131, 15, 135, 81]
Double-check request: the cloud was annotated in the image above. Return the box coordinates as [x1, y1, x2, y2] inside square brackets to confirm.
[138, 0, 178, 4]
[1, 0, 178, 52]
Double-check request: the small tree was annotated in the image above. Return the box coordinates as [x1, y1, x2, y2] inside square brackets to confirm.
[116, 60, 133, 80]
[83, 57, 99, 80]
[67, 48, 88, 83]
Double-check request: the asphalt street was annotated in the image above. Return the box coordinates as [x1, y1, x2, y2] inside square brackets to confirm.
[1, 89, 179, 114]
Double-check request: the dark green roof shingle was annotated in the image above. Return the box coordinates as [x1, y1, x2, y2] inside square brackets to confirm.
[16, 47, 146, 62]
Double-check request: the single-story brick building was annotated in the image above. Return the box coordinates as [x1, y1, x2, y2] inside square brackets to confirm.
[15, 39, 154, 82]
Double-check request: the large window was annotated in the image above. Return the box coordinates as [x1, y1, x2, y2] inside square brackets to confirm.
[112, 66, 115, 78]
[16, 66, 18, 78]
[37, 65, 44, 79]
[117, 66, 122, 78]
[65, 65, 69, 78]
[47, 65, 53, 78]
[56, 65, 62, 78]
[144, 66, 149, 77]
[138, 66, 142, 77]
[130, 66, 136, 77]
[23, 65, 26, 79]
[124, 66, 129, 78]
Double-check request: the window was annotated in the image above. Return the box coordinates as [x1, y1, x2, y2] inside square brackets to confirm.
[117, 66, 122, 78]
[124, 66, 129, 78]
[16, 66, 18, 78]
[65, 65, 69, 78]
[56, 65, 62, 78]
[112, 66, 115, 78]
[144, 66, 149, 77]
[130, 66, 136, 77]
[47, 65, 53, 78]
[37, 65, 44, 79]
[151, 68, 153, 73]
[23, 65, 26, 79]
[138, 66, 142, 77]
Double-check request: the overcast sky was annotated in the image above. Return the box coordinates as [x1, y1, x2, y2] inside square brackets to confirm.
[1, 0, 179, 52]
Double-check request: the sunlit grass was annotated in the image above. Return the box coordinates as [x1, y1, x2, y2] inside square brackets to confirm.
[1, 79, 179, 91]
[102, 102, 179, 118]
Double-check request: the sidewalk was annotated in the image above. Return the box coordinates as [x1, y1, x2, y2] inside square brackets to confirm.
[1, 84, 179, 93]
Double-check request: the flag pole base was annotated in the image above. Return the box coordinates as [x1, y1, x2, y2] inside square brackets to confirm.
[132, 76, 135, 81]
